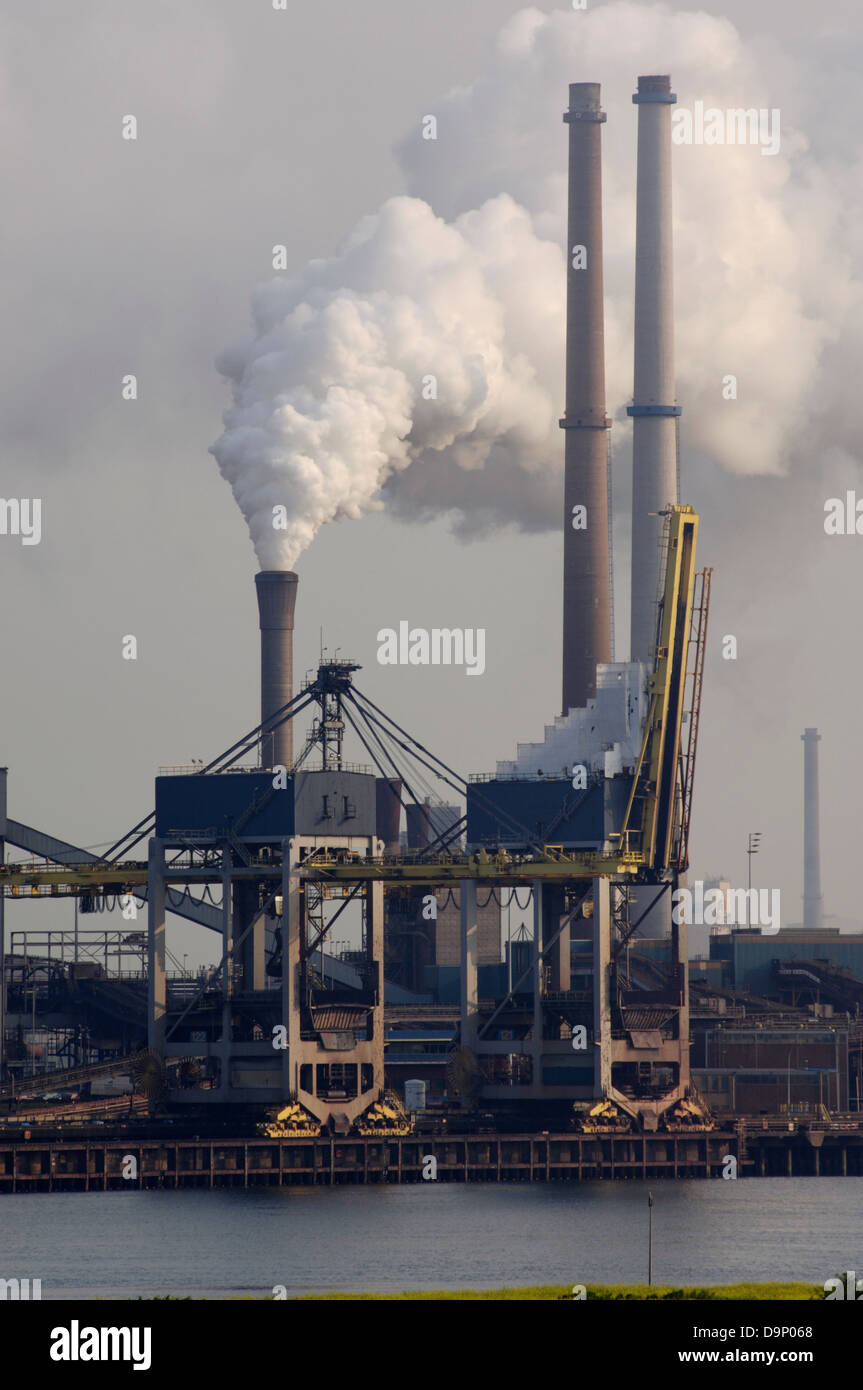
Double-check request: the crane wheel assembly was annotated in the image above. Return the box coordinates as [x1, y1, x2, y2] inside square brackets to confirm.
[257, 1101, 322, 1138]
[355, 1092, 414, 1137]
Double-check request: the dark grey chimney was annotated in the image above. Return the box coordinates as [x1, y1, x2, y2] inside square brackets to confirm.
[255, 571, 298, 770]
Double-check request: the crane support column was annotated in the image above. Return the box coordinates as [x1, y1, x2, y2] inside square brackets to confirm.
[147, 838, 167, 1052]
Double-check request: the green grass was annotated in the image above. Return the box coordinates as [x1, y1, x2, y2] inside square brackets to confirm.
[288, 1282, 823, 1301]
[133, 1282, 826, 1301]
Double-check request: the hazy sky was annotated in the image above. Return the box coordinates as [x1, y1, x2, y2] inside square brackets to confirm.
[2, 0, 862, 967]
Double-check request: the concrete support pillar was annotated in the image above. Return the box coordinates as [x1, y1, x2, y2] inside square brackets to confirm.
[220, 849, 233, 1071]
[532, 883, 544, 1063]
[593, 877, 612, 1097]
[280, 840, 301, 1101]
[367, 878, 384, 977]
[460, 878, 478, 1052]
[673, 882, 690, 1091]
[147, 837, 167, 1052]
[367, 877, 385, 1093]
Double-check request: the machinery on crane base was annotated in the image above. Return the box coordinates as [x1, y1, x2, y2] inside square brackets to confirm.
[258, 1090, 414, 1139]
[257, 1101, 321, 1138]
[355, 1092, 414, 1138]
[580, 1100, 632, 1134]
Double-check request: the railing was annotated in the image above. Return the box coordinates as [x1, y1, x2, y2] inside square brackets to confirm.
[158, 764, 260, 776]
[690, 1003, 746, 1019]
[469, 773, 570, 783]
[1, 859, 144, 877]
[319, 762, 373, 775]
[158, 761, 374, 777]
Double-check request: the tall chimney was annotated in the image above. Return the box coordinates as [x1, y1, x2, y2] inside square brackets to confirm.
[802, 727, 823, 929]
[628, 74, 680, 664]
[561, 81, 612, 713]
[255, 571, 298, 770]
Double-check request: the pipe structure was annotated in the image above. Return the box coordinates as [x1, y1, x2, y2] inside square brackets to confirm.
[802, 727, 823, 930]
[560, 81, 612, 713]
[255, 571, 298, 770]
[628, 74, 680, 665]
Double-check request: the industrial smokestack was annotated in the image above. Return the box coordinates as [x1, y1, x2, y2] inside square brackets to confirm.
[802, 727, 823, 929]
[255, 571, 298, 770]
[375, 777, 403, 853]
[561, 81, 612, 713]
[406, 799, 432, 850]
[629, 74, 680, 665]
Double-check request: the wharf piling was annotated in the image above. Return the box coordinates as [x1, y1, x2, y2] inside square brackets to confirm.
[2, 1126, 861, 1191]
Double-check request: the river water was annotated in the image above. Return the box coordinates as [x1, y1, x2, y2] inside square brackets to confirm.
[1, 1178, 859, 1298]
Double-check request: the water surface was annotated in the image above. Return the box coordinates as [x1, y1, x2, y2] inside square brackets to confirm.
[0, 1179, 856, 1298]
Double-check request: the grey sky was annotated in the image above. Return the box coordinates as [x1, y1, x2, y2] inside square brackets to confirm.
[2, 0, 861, 966]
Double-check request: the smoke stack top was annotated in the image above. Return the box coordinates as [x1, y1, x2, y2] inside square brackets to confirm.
[637, 75, 672, 96]
[568, 81, 603, 114]
[255, 571, 298, 771]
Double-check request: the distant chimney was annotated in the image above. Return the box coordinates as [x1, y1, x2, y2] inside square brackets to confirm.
[406, 799, 432, 850]
[375, 777, 402, 853]
[802, 728, 823, 929]
[255, 571, 298, 770]
[629, 74, 680, 664]
[560, 82, 612, 712]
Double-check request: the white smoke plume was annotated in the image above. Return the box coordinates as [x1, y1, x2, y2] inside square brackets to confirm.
[211, 1, 863, 568]
[211, 195, 559, 568]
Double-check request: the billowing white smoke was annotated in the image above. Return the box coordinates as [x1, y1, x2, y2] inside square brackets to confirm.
[211, 1, 862, 568]
[211, 195, 560, 568]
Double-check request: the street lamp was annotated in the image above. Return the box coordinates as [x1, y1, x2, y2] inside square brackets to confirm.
[648, 1191, 654, 1286]
[747, 833, 762, 929]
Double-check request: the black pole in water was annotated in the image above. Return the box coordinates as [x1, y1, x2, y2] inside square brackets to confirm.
[648, 1190, 654, 1286]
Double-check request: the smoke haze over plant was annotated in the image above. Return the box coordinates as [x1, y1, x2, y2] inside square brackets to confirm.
[210, 1, 862, 569]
